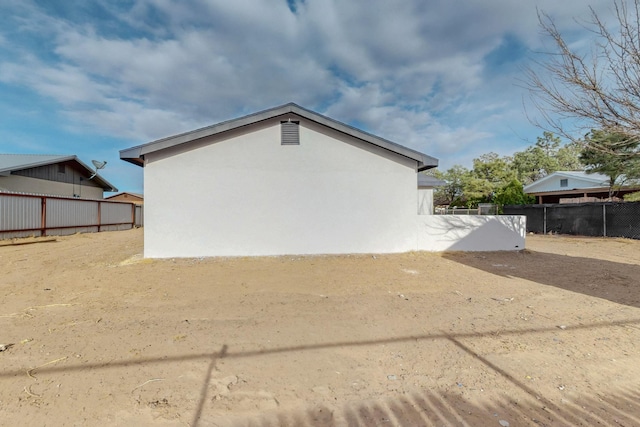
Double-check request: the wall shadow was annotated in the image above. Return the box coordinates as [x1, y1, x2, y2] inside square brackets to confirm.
[420, 215, 525, 251]
[442, 248, 640, 309]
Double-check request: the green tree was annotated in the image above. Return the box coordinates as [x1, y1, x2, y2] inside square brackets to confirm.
[426, 165, 471, 205]
[511, 132, 582, 184]
[624, 192, 640, 201]
[494, 179, 535, 207]
[429, 139, 582, 208]
[466, 153, 515, 206]
[580, 130, 640, 197]
[556, 141, 583, 171]
[462, 176, 494, 207]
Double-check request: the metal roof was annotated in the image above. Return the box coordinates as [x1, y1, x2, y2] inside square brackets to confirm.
[0, 154, 118, 192]
[523, 171, 609, 193]
[120, 103, 439, 171]
[418, 174, 446, 187]
[0, 154, 74, 172]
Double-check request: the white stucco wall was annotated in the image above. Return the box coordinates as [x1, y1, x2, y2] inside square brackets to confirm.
[0, 175, 103, 199]
[144, 118, 420, 257]
[417, 188, 434, 215]
[417, 215, 526, 252]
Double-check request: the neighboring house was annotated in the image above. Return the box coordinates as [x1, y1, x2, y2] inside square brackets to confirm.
[105, 192, 144, 205]
[418, 174, 445, 215]
[524, 171, 640, 203]
[121, 103, 525, 257]
[0, 154, 117, 199]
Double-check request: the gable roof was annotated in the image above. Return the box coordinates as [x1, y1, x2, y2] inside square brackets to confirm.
[120, 103, 439, 171]
[0, 154, 118, 192]
[523, 171, 610, 194]
[105, 191, 143, 200]
[0, 154, 72, 172]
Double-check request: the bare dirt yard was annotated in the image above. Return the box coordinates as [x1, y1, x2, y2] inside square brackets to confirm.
[1, 228, 640, 427]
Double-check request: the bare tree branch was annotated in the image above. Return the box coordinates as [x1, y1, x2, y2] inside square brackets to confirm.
[525, 1, 640, 155]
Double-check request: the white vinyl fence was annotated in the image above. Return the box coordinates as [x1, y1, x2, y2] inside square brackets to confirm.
[0, 192, 142, 240]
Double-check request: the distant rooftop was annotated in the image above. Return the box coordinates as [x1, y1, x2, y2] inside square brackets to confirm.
[0, 154, 118, 192]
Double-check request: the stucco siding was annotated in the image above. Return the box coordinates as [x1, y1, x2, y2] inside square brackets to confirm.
[417, 215, 526, 251]
[0, 175, 104, 199]
[417, 188, 434, 215]
[144, 119, 419, 257]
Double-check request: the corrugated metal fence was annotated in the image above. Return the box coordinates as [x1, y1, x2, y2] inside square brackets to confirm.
[503, 202, 640, 239]
[134, 204, 143, 227]
[0, 192, 143, 240]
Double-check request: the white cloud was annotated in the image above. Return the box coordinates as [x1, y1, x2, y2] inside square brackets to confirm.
[0, 59, 111, 107]
[0, 0, 616, 169]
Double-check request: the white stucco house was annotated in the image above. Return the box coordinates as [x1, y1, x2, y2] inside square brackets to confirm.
[121, 103, 524, 257]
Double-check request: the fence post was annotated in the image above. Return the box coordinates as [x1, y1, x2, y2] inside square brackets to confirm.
[603, 204, 607, 237]
[543, 206, 547, 235]
[41, 196, 47, 237]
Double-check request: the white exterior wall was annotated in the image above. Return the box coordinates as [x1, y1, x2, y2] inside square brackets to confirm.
[144, 119, 419, 257]
[0, 175, 103, 199]
[417, 188, 434, 215]
[417, 215, 526, 252]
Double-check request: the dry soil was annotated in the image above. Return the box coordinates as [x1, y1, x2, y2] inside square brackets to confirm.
[1, 229, 639, 426]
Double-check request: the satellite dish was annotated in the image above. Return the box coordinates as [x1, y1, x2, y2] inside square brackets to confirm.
[92, 160, 107, 170]
[88, 160, 107, 179]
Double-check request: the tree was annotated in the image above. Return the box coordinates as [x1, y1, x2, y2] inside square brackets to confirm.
[466, 153, 516, 205]
[556, 140, 584, 171]
[494, 179, 536, 207]
[624, 191, 640, 201]
[426, 165, 471, 205]
[512, 132, 583, 184]
[526, 1, 640, 156]
[512, 132, 561, 184]
[580, 129, 640, 196]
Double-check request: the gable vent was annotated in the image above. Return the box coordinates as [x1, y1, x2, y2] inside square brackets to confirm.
[281, 121, 300, 145]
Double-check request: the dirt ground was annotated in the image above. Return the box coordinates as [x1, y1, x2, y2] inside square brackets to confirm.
[1, 229, 639, 427]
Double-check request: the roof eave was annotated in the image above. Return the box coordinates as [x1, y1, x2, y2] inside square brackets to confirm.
[0, 155, 76, 175]
[119, 103, 439, 170]
[119, 147, 145, 167]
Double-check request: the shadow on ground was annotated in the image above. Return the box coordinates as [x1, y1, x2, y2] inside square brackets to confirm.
[443, 249, 640, 309]
[3, 319, 640, 426]
[226, 386, 640, 427]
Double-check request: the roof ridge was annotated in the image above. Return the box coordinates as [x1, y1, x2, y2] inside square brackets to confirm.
[120, 103, 438, 171]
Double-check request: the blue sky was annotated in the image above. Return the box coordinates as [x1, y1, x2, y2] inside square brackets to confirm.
[0, 0, 614, 194]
